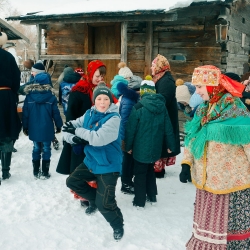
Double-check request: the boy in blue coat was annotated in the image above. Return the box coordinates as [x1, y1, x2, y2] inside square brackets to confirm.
[63, 83, 124, 241]
[22, 73, 63, 179]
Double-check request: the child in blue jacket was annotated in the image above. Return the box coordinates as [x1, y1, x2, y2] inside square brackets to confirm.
[63, 83, 124, 241]
[22, 73, 63, 179]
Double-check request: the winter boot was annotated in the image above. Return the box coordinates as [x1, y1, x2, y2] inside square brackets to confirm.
[113, 227, 124, 241]
[32, 160, 41, 179]
[85, 204, 97, 215]
[40, 160, 51, 179]
[146, 195, 157, 205]
[52, 137, 59, 150]
[1, 152, 12, 180]
[121, 183, 134, 195]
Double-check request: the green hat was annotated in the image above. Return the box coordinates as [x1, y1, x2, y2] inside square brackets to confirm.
[140, 76, 156, 96]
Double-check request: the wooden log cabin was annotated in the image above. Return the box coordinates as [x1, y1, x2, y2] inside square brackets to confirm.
[6, 0, 250, 85]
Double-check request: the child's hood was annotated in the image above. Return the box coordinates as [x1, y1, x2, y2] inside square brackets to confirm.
[24, 83, 55, 103]
[116, 81, 139, 101]
[140, 93, 166, 114]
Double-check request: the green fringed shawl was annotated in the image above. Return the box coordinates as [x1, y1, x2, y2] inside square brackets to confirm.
[184, 93, 250, 159]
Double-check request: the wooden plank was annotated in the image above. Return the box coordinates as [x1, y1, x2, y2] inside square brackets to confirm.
[144, 21, 153, 76]
[127, 46, 145, 60]
[121, 22, 128, 63]
[83, 23, 89, 70]
[128, 60, 145, 73]
[36, 24, 41, 61]
[20, 13, 177, 25]
[40, 54, 121, 60]
[127, 33, 146, 46]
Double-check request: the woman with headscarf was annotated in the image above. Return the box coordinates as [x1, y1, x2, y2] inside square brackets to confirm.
[56, 60, 106, 205]
[151, 54, 181, 178]
[180, 65, 250, 249]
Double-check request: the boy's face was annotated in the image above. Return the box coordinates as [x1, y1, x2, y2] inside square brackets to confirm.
[95, 94, 111, 112]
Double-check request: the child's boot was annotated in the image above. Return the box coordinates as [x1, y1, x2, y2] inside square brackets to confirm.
[113, 227, 124, 241]
[1, 152, 12, 180]
[41, 160, 51, 179]
[32, 160, 41, 179]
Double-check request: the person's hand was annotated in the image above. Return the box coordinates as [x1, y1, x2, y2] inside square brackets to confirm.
[127, 150, 132, 154]
[179, 164, 192, 183]
[242, 79, 250, 86]
[167, 149, 172, 153]
[23, 129, 28, 136]
[55, 127, 61, 134]
[72, 136, 88, 145]
[62, 122, 76, 134]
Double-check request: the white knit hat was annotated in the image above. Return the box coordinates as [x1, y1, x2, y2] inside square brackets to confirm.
[118, 62, 133, 79]
[0, 32, 7, 46]
[176, 85, 191, 104]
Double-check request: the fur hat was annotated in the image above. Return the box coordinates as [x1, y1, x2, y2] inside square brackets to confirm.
[118, 62, 133, 79]
[140, 75, 156, 96]
[0, 32, 7, 46]
[31, 63, 45, 74]
[176, 85, 191, 104]
[93, 83, 113, 103]
[176, 78, 184, 86]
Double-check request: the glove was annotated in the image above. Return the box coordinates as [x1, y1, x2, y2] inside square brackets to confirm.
[62, 122, 76, 134]
[72, 144, 85, 155]
[23, 129, 28, 136]
[55, 127, 61, 134]
[179, 164, 192, 183]
[72, 136, 89, 145]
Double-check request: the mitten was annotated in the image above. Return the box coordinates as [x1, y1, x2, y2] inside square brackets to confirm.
[72, 144, 85, 155]
[23, 129, 28, 136]
[55, 127, 61, 134]
[72, 136, 89, 145]
[62, 122, 76, 134]
[179, 164, 192, 183]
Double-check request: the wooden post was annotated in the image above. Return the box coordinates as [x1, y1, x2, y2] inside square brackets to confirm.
[144, 21, 153, 77]
[121, 22, 127, 63]
[36, 24, 41, 61]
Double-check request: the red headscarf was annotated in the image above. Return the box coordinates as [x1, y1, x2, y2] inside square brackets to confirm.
[71, 60, 106, 102]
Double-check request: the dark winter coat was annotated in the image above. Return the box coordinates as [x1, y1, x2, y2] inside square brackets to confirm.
[56, 91, 92, 175]
[125, 93, 176, 164]
[0, 48, 22, 140]
[155, 71, 181, 157]
[116, 82, 139, 140]
[22, 84, 63, 142]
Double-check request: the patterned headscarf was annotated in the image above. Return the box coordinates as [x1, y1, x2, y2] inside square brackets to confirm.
[152, 54, 171, 83]
[191, 65, 245, 104]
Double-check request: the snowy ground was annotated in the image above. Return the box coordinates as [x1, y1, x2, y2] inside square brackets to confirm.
[0, 132, 195, 250]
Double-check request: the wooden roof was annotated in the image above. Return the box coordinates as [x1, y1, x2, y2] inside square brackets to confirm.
[0, 18, 29, 43]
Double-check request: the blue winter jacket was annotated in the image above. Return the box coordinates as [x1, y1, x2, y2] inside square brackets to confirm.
[22, 82, 63, 142]
[116, 81, 139, 140]
[63, 104, 123, 174]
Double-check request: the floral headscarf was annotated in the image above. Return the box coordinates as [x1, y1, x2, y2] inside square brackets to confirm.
[152, 54, 171, 83]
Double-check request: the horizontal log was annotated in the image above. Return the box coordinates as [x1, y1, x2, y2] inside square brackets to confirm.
[127, 47, 145, 60]
[40, 54, 121, 60]
[127, 60, 145, 72]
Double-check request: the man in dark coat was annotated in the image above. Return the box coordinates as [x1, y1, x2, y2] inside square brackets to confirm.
[0, 32, 22, 182]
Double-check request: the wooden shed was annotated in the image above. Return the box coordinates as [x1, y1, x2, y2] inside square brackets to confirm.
[6, 0, 250, 84]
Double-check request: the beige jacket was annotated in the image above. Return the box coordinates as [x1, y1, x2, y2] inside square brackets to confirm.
[182, 141, 250, 194]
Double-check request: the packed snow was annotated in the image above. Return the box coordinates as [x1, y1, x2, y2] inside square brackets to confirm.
[0, 132, 195, 250]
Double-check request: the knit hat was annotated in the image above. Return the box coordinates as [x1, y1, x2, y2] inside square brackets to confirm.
[93, 83, 113, 103]
[175, 78, 184, 86]
[0, 32, 7, 46]
[31, 63, 45, 74]
[176, 85, 191, 104]
[224, 72, 241, 82]
[110, 75, 129, 98]
[74, 68, 85, 77]
[140, 75, 156, 96]
[118, 62, 133, 79]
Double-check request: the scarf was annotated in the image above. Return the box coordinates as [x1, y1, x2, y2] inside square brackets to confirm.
[152, 54, 171, 83]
